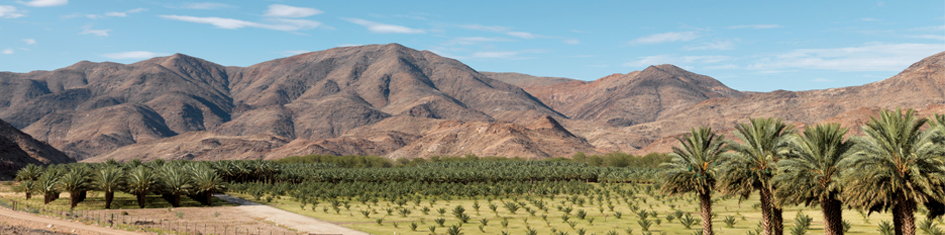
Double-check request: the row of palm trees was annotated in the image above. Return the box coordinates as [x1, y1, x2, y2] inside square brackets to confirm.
[14, 160, 226, 209]
[660, 108, 945, 235]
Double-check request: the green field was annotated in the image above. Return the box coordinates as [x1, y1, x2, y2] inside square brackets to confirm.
[227, 183, 926, 235]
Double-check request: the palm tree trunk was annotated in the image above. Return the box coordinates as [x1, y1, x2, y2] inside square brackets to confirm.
[205, 191, 213, 206]
[773, 206, 784, 235]
[44, 192, 54, 204]
[759, 188, 774, 235]
[893, 198, 917, 235]
[173, 194, 181, 207]
[821, 197, 844, 235]
[69, 191, 79, 209]
[104, 191, 114, 209]
[137, 192, 146, 208]
[25, 192, 31, 200]
[700, 191, 714, 235]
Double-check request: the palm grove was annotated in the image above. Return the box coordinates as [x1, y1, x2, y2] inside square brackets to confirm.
[660, 108, 945, 235]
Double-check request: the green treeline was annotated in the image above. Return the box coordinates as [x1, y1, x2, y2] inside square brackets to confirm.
[275, 152, 670, 169]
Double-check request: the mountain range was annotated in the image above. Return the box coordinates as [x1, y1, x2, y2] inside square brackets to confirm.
[0, 43, 941, 163]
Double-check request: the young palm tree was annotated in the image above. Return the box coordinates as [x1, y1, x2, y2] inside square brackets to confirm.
[93, 165, 125, 209]
[660, 127, 727, 235]
[59, 166, 93, 209]
[774, 123, 853, 235]
[125, 165, 158, 208]
[841, 108, 945, 235]
[189, 164, 225, 206]
[160, 165, 192, 207]
[14, 180, 36, 200]
[719, 117, 795, 235]
[36, 168, 62, 204]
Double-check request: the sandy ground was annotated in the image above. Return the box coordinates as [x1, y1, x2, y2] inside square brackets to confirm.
[0, 206, 146, 235]
[215, 194, 371, 235]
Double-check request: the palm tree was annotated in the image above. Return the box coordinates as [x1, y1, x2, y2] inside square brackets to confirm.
[125, 165, 158, 208]
[13, 180, 36, 200]
[719, 117, 795, 235]
[36, 168, 62, 204]
[189, 164, 225, 206]
[841, 108, 945, 235]
[160, 165, 192, 207]
[15, 164, 42, 182]
[660, 127, 727, 235]
[93, 165, 125, 209]
[59, 166, 93, 209]
[774, 123, 853, 235]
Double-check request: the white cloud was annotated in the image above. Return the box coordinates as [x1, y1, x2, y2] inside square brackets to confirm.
[22, 38, 35, 44]
[748, 43, 945, 72]
[180, 2, 232, 10]
[2, 48, 13, 54]
[562, 39, 581, 45]
[105, 12, 126, 17]
[127, 8, 146, 13]
[683, 39, 738, 50]
[628, 31, 700, 45]
[0, 5, 26, 18]
[726, 24, 782, 29]
[65, 8, 146, 19]
[79, 25, 110, 36]
[623, 55, 730, 67]
[811, 78, 833, 82]
[704, 64, 739, 70]
[344, 18, 425, 34]
[906, 34, 945, 40]
[459, 24, 540, 39]
[17, 0, 66, 7]
[443, 37, 512, 45]
[102, 51, 169, 59]
[264, 4, 322, 18]
[160, 15, 323, 31]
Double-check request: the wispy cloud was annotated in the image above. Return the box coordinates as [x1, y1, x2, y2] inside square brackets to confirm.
[79, 25, 110, 36]
[344, 18, 425, 34]
[906, 34, 945, 40]
[628, 31, 700, 45]
[459, 24, 539, 39]
[264, 4, 321, 18]
[103, 51, 169, 59]
[562, 39, 580, 45]
[748, 43, 945, 71]
[180, 2, 233, 10]
[726, 24, 782, 29]
[0, 5, 26, 18]
[811, 78, 833, 82]
[160, 15, 323, 32]
[684, 39, 738, 50]
[64, 8, 146, 19]
[443, 37, 512, 45]
[22, 38, 35, 44]
[468, 49, 544, 59]
[623, 55, 730, 67]
[2, 48, 13, 54]
[17, 0, 66, 7]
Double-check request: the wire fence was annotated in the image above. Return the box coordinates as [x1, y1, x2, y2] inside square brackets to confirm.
[0, 197, 302, 235]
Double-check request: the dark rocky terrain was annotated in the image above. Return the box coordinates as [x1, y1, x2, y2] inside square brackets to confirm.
[0, 118, 73, 179]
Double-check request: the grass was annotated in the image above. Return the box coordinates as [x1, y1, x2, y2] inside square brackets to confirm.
[226, 183, 939, 235]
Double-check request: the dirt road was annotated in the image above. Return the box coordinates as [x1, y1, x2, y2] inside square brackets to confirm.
[214, 194, 370, 235]
[0, 207, 146, 235]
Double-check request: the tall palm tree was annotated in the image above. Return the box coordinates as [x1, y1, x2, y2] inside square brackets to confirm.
[15, 164, 42, 182]
[189, 164, 225, 206]
[774, 123, 853, 235]
[660, 127, 727, 235]
[160, 165, 192, 207]
[125, 165, 158, 208]
[93, 165, 125, 209]
[719, 117, 795, 235]
[59, 166, 93, 209]
[841, 108, 945, 235]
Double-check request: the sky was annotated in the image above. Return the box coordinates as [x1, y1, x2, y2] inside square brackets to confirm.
[0, 0, 943, 92]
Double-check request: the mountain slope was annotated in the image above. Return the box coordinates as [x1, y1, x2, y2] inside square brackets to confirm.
[0, 119, 73, 180]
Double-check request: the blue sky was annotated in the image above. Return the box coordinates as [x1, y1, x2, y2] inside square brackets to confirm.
[0, 0, 942, 91]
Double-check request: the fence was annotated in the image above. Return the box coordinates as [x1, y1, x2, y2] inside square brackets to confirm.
[0, 197, 298, 235]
